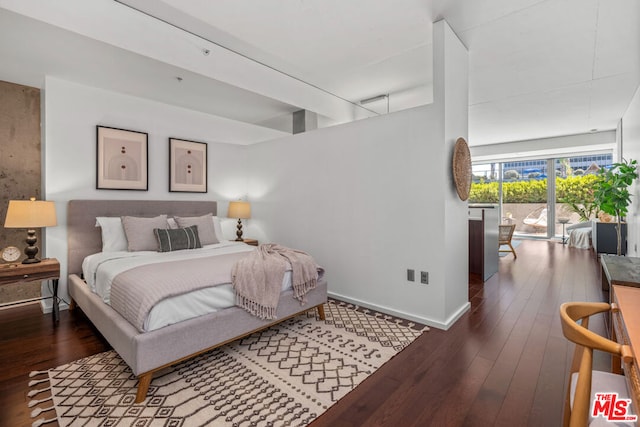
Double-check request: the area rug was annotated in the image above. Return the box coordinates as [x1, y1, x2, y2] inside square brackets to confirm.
[28, 300, 427, 427]
[499, 239, 522, 257]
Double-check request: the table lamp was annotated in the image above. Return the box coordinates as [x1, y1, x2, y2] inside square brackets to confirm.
[4, 197, 57, 264]
[228, 201, 251, 241]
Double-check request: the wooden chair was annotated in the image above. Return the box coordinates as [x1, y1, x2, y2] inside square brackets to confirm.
[498, 224, 517, 258]
[560, 302, 635, 427]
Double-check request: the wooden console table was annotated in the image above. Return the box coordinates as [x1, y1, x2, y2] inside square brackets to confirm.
[600, 255, 640, 292]
[0, 258, 60, 322]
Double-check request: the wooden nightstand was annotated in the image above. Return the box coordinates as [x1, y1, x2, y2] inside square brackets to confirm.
[242, 239, 259, 247]
[0, 258, 61, 322]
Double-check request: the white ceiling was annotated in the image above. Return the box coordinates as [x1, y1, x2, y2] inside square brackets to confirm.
[0, 0, 638, 146]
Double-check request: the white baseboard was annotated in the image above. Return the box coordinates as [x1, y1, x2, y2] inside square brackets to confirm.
[328, 291, 471, 330]
[441, 301, 471, 330]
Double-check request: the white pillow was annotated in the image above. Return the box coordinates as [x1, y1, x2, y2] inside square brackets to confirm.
[212, 216, 224, 242]
[95, 217, 128, 252]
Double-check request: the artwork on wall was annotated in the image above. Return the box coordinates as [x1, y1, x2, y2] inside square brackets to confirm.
[96, 126, 148, 190]
[169, 138, 208, 193]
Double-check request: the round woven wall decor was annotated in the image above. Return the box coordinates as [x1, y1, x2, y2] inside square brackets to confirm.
[452, 137, 472, 201]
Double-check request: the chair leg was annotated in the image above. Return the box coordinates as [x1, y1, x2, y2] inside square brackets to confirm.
[509, 243, 517, 259]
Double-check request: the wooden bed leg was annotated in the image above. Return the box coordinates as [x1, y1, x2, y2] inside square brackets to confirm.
[317, 304, 326, 320]
[68, 298, 76, 310]
[135, 373, 153, 403]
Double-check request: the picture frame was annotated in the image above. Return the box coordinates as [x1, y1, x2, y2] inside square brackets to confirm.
[169, 138, 208, 193]
[96, 126, 148, 190]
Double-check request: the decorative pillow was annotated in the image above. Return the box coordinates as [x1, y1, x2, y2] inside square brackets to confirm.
[95, 217, 128, 252]
[174, 213, 219, 245]
[154, 225, 202, 252]
[167, 217, 178, 229]
[121, 215, 169, 251]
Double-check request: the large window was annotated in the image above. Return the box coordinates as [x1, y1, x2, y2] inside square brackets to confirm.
[504, 160, 548, 237]
[471, 163, 499, 204]
[554, 155, 612, 236]
[470, 153, 612, 238]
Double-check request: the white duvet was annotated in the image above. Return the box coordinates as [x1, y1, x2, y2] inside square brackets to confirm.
[82, 241, 293, 331]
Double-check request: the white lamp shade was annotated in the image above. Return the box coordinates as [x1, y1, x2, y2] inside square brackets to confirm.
[228, 201, 251, 219]
[4, 199, 57, 228]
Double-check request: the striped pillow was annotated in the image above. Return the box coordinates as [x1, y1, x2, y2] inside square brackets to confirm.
[154, 225, 202, 252]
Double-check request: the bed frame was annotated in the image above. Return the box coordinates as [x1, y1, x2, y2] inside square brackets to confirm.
[67, 200, 327, 403]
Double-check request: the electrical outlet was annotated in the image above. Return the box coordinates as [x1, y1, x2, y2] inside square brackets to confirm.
[421, 271, 429, 284]
[407, 269, 415, 281]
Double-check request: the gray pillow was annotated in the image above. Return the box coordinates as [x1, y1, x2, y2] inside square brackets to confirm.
[122, 215, 169, 251]
[174, 213, 218, 245]
[154, 225, 202, 252]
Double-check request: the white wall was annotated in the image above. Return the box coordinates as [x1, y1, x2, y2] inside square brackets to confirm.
[437, 21, 470, 321]
[621, 84, 640, 256]
[43, 77, 248, 308]
[244, 21, 469, 329]
[246, 104, 449, 325]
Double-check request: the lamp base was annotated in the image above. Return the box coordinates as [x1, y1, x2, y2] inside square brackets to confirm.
[235, 218, 244, 241]
[22, 229, 41, 264]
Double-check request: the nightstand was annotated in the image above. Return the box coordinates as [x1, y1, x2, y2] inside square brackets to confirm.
[0, 258, 61, 322]
[242, 239, 259, 247]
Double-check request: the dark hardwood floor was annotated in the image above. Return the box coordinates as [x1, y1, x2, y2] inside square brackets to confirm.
[0, 239, 609, 427]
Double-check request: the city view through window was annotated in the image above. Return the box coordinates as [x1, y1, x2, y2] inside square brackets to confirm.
[470, 153, 613, 238]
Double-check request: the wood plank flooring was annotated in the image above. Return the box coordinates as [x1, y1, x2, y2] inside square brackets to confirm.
[0, 239, 609, 427]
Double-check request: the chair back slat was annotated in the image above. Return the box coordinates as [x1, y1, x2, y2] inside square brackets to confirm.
[498, 224, 515, 243]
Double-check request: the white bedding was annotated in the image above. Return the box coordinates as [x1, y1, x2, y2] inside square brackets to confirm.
[569, 228, 592, 249]
[82, 241, 293, 331]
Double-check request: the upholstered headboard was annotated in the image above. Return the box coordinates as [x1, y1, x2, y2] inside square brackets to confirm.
[67, 200, 217, 276]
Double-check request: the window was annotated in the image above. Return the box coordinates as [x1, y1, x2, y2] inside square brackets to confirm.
[471, 153, 612, 239]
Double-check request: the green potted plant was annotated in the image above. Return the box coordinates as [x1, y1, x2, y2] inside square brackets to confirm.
[558, 174, 599, 222]
[560, 192, 598, 222]
[594, 159, 638, 256]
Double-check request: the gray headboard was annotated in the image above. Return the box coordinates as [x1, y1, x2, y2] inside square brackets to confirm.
[67, 200, 218, 276]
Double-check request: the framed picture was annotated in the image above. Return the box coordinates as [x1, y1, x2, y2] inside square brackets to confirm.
[96, 126, 148, 190]
[169, 138, 208, 193]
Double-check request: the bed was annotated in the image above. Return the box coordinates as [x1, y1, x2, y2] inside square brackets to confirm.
[66, 200, 328, 403]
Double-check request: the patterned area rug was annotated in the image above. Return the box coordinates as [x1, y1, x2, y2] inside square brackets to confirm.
[28, 300, 427, 426]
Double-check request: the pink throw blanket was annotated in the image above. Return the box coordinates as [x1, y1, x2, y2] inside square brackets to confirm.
[231, 243, 322, 320]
